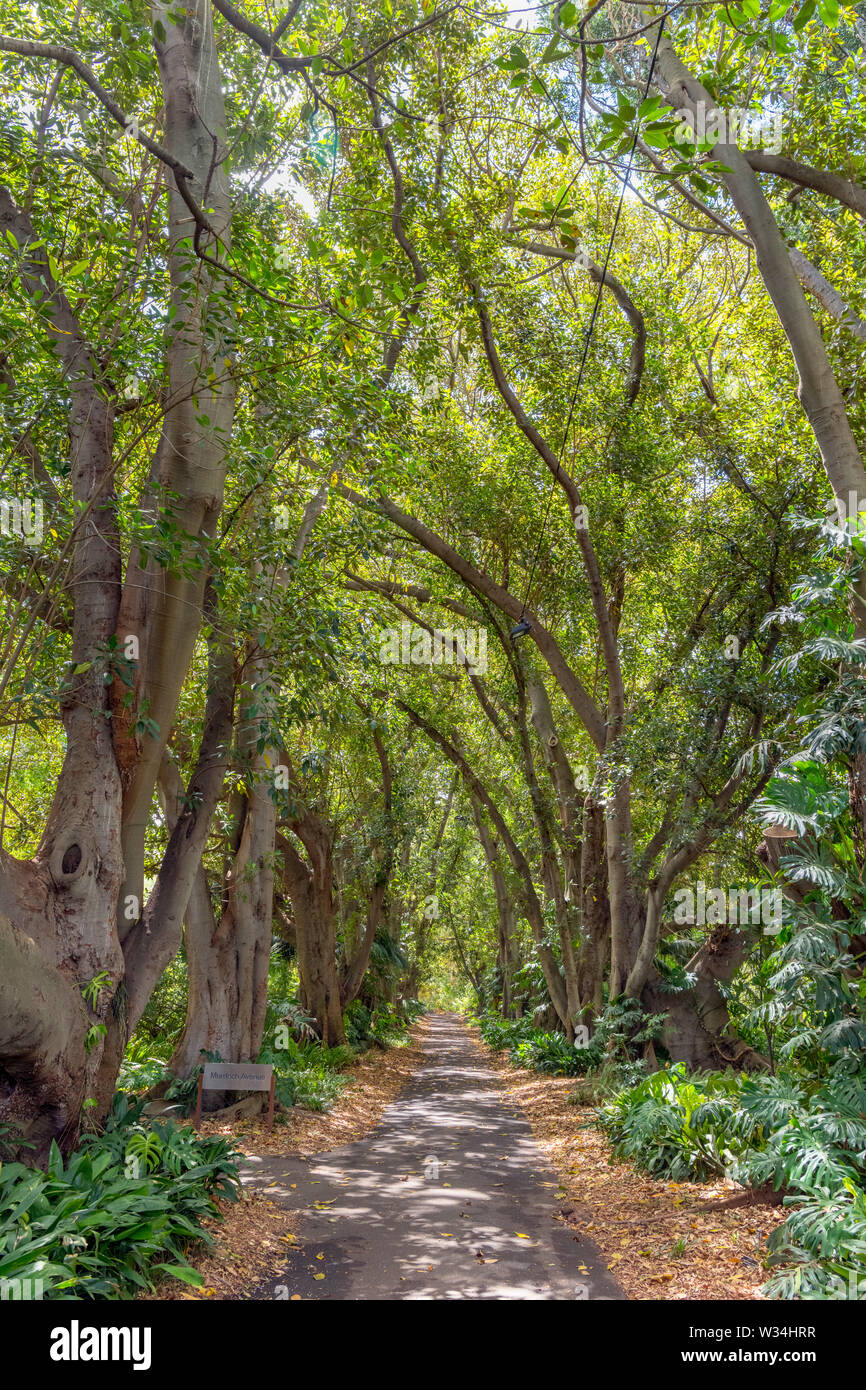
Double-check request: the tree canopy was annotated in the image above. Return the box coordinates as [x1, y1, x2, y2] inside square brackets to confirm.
[0, 0, 865, 1312]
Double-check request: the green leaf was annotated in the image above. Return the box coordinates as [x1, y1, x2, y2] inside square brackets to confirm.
[638, 96, 665, 119]
[642, 128, 672, 148]
[540, 38, 570, 63]
[155, 1263, 205, 1286]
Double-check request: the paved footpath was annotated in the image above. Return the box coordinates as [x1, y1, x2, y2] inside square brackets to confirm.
[242, 1012, 625, 1301]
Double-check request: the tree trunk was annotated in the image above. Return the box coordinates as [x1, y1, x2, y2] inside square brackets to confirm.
[644, 925, 769, 1071]
[175, 770, 274, 1058]
[0, 914, 89, 1161]
[115, 0, 236, 919]
[294, 877, 345, 1047]
[279, 824, 345, 1047]
[577, 799, 610, 1016]
[0, 185, 124, 1152]
[470, 798, 517, 1018]
[655, 37, 866, 544]
[0, 0, 237, 1152]
[340, 726, 394, 1006]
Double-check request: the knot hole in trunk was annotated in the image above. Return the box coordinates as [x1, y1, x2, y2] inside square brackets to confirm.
[49, 829, 95, 889]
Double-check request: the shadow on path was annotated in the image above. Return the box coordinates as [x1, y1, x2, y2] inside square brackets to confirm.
[241, 1012, 626, 1301]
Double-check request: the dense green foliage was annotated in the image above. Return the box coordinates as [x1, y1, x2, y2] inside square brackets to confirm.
[1, 0, 865, 1306]
[0, 1097, 241, 1299]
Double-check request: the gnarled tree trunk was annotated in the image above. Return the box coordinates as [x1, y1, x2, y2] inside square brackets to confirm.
[0, 1, 236, 1154]
[644, 925, 769, 1071]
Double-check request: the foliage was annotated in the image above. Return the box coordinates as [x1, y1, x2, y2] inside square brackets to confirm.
[597, 1064, 866, 1297]
[0, 1096, 241, 1299]
[512, 1031, 592, 1077]
[135, 955, 189, 1052]
[1, 0, 866, 1312]
[475, 997, 663, 1078]
[0, 1121, 33, 1160]
[116, 1037, 170, 1096]
[256, 1036, 354, 1113]
[343, 1000, 374, 1048]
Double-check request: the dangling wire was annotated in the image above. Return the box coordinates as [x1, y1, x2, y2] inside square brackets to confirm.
[511, 14, 667, 639]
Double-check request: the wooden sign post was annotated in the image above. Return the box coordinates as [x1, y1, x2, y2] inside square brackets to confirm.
[192, 1061, 275, 1132]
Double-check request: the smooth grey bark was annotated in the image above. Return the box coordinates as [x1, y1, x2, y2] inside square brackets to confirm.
[166, 767, 274, 1081]
[279, 822, 345, 1047]
[165, 489, 333, 1075]
[0, 913, 89, 1161]
[654, 36, 866, 530]
[114, 0, 236, 930]
[0, 1, 239, 1149]
[644, 926, 770, 1071]
[743, 151, 866, 218]
[340, 728, 394, 1006]
[789, 249, 866, 344]
[0, 183, 124, 1146]
[513, 671, 579, 1039]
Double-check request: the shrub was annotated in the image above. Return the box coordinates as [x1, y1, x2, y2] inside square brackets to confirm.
[596, 1066, 747, 1181]
[595, 1063, 866, 1297]
[512, 1031, 592, 1077]
[135, 953, 188, 1051]
[473, 1013, 535, 1053]
[369, 1003, 410, 1046]
[0, 1096, 241, 1299]
[257, 1037, 354, 1114]
[344, 1000, 373, 1047]
[116, 1036, 171, 1095]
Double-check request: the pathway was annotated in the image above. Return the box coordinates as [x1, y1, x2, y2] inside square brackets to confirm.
[241, 1012, 625, 1301]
